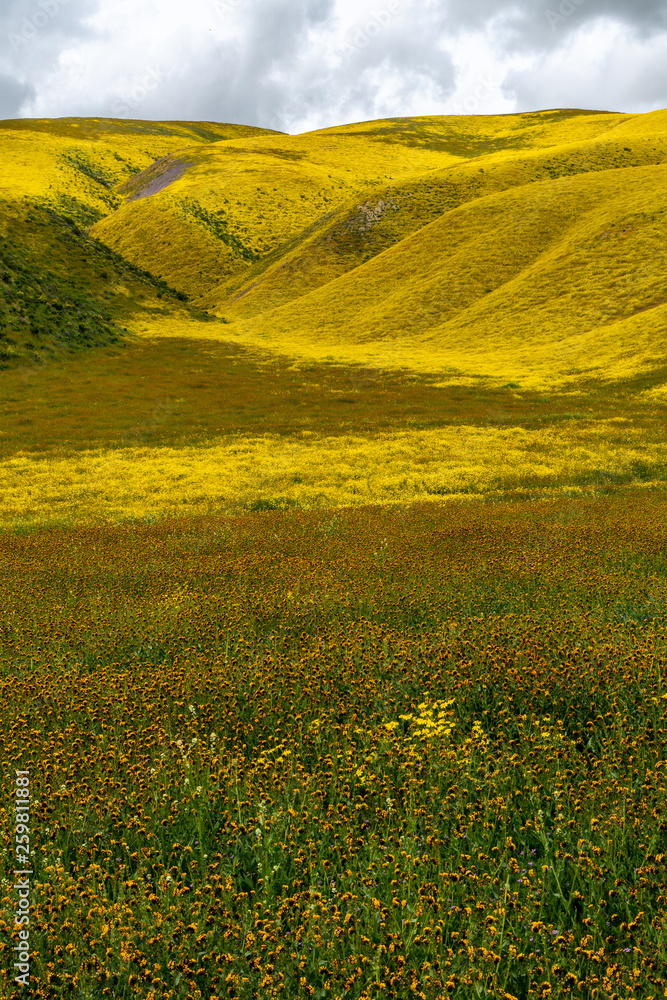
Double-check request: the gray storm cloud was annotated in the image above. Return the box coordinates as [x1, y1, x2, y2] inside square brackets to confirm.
[445, 0, 667, 36]
[0, 72, 34, 117]
[445, 0, 667, 45]
[1, 0, 99, 117]
[0, 0, 666, 128]
[2, 0, 98, 66]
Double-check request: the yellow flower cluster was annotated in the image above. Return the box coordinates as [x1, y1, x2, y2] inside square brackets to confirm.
[398, 698, 457, 742]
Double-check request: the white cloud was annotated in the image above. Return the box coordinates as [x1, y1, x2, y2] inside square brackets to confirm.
[506, 17, 667, 113]
[0, 0, 666, 129]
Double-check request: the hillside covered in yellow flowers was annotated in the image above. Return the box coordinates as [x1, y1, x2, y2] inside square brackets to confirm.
[1, 108, 666, 389]
[1, 109, 667, 526]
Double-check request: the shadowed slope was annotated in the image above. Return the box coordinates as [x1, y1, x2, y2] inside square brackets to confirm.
[0, 118, 277, 362]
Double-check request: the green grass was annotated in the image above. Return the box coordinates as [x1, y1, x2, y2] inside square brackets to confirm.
[0, 198, 197, 365]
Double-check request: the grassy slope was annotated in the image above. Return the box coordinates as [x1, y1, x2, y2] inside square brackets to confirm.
[87, 121, 462, 305]
[217, 113, 665, 321]
[0, 117, 278, 230]
[72, 107, 667, 393]
[89, 108, 639, 313]
[0, 117, 279, 363]
[228, 160, 667, 389]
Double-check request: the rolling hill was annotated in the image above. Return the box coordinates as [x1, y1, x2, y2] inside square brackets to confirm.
[1, 108, 667, 526]
[0, 117, 279, 365]
[2, 108, 666, 389]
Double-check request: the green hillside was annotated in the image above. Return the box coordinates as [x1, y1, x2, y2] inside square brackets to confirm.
[0, 117, 280, 365]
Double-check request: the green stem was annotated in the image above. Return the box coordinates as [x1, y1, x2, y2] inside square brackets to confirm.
[497, 874, 510, 992]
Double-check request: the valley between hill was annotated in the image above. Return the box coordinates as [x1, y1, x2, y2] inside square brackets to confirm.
[1, 109, 666, 525]
[3, 111, 667, 1000]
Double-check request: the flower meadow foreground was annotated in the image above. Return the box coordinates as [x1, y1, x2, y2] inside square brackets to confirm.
[1, 485, 667, 999]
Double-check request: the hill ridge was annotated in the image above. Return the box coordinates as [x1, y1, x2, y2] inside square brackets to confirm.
[0, 108, 665, 391]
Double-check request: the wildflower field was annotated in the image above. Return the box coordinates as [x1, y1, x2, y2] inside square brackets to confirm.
[2, 336, 667, 529]
[2, 107, 667, 999]
[2, 480, 667, 999]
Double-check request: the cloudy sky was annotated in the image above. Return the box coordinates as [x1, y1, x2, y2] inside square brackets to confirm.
[1, 0, 667, 132]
